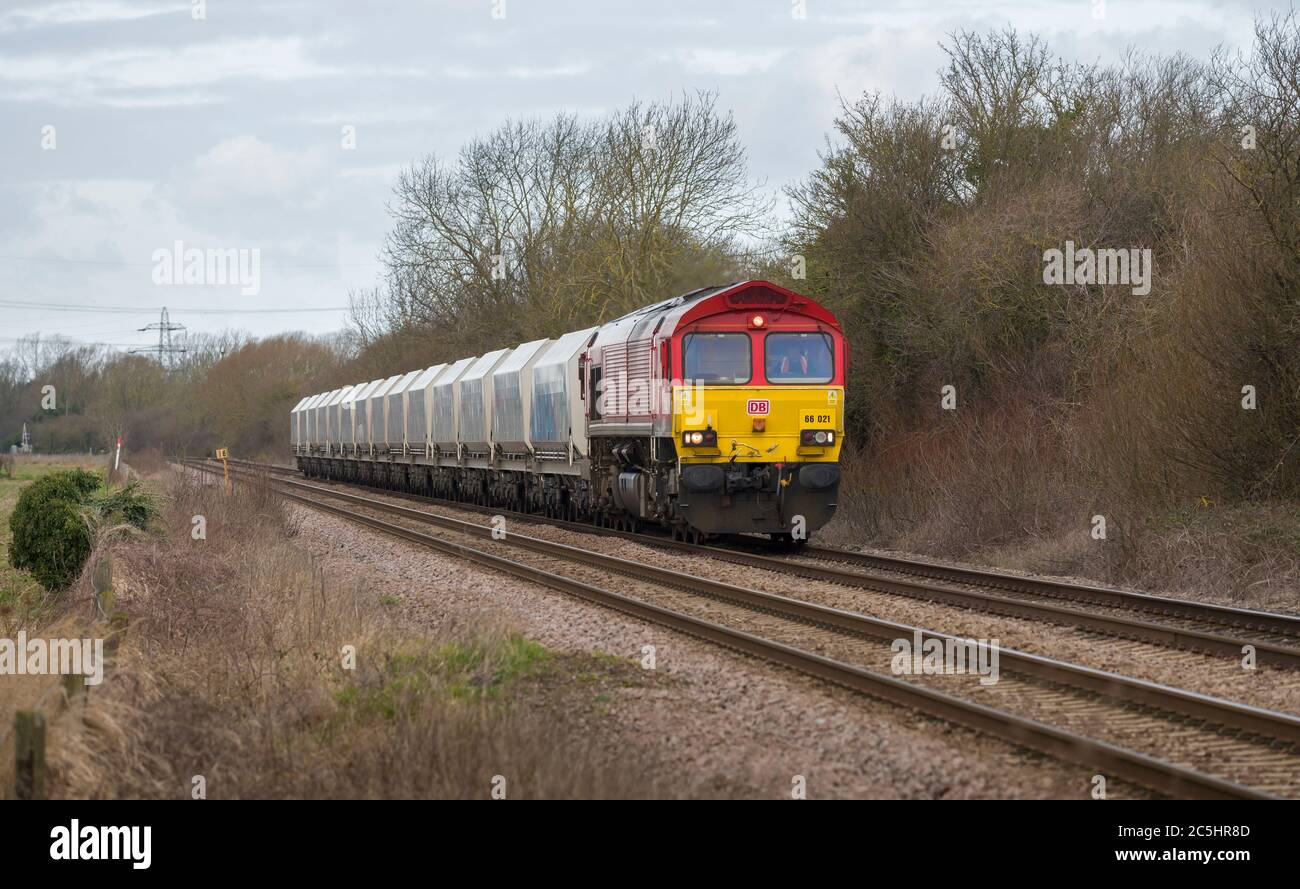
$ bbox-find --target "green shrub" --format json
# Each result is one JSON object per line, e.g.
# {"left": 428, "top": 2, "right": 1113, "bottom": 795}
{"left": 89, "top": 483, "right": 160, "bottom": 532}
{"left": 8, "top": 469, "right": 102, "bottom": 592}
{"left": 7, "top": 471, "right": 158, "bottom": 593}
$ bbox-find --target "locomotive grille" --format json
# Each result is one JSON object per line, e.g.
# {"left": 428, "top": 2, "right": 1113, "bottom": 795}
{"left": 602, "top": 343, "right": 627, "bottom": 417}
{"left": 601, "top": 339, "right": 653, "bottom": 419}
{"left": 626, "top": 338, "right": 652, "bottom": 417}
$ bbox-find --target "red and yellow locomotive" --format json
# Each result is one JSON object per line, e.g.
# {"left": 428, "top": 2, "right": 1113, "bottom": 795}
{"left": 584, "top": 280, "right": 845, "bottom": 541}
{"left": 293, "top": 280, "right": 846, "bottom": 543}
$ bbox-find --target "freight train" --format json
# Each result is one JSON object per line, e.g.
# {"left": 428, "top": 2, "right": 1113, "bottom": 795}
{"left": 291, "top": 281, "right": 845, "bottom": 543}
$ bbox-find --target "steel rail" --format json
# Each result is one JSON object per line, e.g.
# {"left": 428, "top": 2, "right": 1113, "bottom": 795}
{"left": 207, "top": 461, "right": 1300, "bottom": 745}
{"left": 799, "top": 545, "right": 1300, "bottom": 638}
{"left": 186, "top": 460, "right": 1276, "bottom": 800}
{"left": 236, "top": 457, "right": 1300, "bottom": 670}
{"left": 193, "top": 460, "right": 1300, "bottom": 792}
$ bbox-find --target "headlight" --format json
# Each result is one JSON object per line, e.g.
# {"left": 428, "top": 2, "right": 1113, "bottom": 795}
{"left": 683, "top": 430, "right": 717, "bottom": 447}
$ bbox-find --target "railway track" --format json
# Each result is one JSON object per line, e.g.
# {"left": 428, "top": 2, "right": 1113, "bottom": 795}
{"left": 226, "top": 456, "right": 1300, "bottom": 670}
{"left": 186, "top": 457, "right": 1300, "bottom": 799}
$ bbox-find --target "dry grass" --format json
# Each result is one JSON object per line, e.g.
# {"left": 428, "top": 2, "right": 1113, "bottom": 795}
{"left": 12, "top": 469, "right": 681, "bottom": 799}
{"left": 826, "top": 422, "right": 1300, "bottom": 613}
{"left": 123, "top": 447, "right": 168, "bottom": 476}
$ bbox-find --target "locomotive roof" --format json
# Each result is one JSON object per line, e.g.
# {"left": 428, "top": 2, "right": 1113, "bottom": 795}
{"left": 594, "top": 281, "right": 839, "bottom": 348}
{"left": 607, "top": 283, "right": 740, "bottom": 325}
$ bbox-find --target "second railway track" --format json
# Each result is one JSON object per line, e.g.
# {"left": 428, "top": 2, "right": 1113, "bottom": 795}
{"left": 224, "top": 456, "right": 1300, "bottom": 670}
{"left": 187, "top": 457, "right": 1300, "bottom": 799}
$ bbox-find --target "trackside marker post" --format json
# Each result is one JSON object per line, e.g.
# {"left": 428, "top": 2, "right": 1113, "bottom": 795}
{"left": 216, "top": 448, "right": 231, "bottom": 495}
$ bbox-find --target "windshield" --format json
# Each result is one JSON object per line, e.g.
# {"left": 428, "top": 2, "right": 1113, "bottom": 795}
{"left": 765, "top": 332, "right": 834, "bottom": 384}
{"left": 683, "top": 333, "right": 751, "bottom": 384}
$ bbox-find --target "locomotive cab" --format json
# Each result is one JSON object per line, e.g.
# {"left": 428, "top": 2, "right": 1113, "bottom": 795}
{"left": 668, "top": 284, "right": 845, "bottom": 537}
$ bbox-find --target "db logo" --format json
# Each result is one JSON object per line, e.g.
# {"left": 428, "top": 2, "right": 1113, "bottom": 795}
{"left": 746, "top": 399, "right": 770, "bottom": 416}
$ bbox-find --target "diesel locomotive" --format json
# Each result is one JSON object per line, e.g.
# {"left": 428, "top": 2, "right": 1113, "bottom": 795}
{"left": 291, "top": 281, "right": 845, "bottom": 542}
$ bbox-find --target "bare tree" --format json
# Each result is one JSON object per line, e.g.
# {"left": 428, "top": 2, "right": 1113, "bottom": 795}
{"left": 377, "top": 92, "right": 769, "bottom": 354}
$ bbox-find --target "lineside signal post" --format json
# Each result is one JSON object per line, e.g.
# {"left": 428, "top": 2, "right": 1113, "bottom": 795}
{"left": 215, "top": 448, "right": 231, "bottom": 495}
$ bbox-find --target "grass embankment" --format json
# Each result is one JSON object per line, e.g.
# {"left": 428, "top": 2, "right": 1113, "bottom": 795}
{"left": 2, "top": 463, "right": 670, "bottom": 799}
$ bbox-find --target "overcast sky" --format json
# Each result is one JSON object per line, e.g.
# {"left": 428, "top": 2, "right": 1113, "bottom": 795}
{"left": 0, "top": 0, "right": 1271, "bottom": 352}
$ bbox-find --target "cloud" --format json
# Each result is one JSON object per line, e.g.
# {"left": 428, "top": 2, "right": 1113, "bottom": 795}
{"left": 801, "top": 27, "right": 943, "bottom": 103}
{"left": 0, "top": 0, "right": 1272, "bottom": 343}
{"left": 0, "top": 1, "right": 186, "bottom": 32}
{"left": 662, "top": 47, "right": 790, "bottom": 76}
{"left": 292, "top": 104, "right": 446, "bottom": 126}
{"left": 178, "top": 135, "right": 329, "bottom": 203}
{"left": 440, "top": 63, "right": 591, "bottom": 80}
{"left": 0, "top": 35, "right": 425, "bottom": 107}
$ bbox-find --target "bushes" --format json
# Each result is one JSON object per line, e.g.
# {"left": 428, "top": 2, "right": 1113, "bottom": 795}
{"left": 781, "top": 17, "right": 1300, "bottom": 600}
{"left": 7, "top": 470, "right": 158, "bottom": 592}
{"left": 8, "top": 469, "right": 101, "bottom": 592}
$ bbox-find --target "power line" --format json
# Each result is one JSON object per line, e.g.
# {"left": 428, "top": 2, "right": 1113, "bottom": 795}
{"left": 0, "top": 299, "right": 351, "bottom": 315}
{"left": 0, "top": 339, "right": 151, "bottom": 347}
{"left": 0, "top": 254, "right": 380, "bottom": 269}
